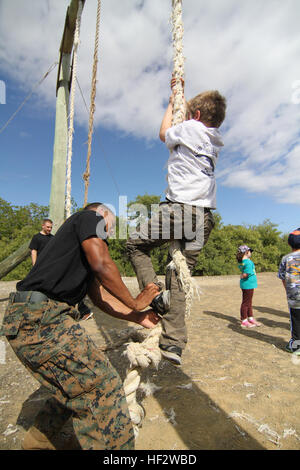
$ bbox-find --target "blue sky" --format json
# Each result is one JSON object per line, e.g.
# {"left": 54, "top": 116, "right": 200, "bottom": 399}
{"left": 1, "top": 0, "right": 300, "bottom": 235}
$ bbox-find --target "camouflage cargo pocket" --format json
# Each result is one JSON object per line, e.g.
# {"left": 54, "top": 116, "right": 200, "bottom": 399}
{"left": 1, "top": 293, "right": 24, "bottom": 337}
{"left": 10, "top": 309, "right": 81, "bottom": 369}
{"left": 39, "top": 333, "right": 114, "bottom": 400}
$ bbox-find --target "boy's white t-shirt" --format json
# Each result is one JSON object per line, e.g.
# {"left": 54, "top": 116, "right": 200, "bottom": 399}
{"left": 164, "top": 119, "right": 224, "bottom": 208}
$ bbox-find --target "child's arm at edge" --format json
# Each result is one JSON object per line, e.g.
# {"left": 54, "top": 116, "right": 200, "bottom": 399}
{"left": 240, "top": 273, "right": 249, "bottom": 279}
{"left": 159, "top": 96, "right": 174, "bottom": 142}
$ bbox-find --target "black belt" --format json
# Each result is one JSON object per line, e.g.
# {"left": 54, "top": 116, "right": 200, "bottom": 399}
{"left": 11, "top": 291, "right": 49, "bottom": 304}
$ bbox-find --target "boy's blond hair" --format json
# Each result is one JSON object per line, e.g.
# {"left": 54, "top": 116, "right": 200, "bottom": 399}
{"left": 187, "top": 90, "right": 226, "bottom": 128}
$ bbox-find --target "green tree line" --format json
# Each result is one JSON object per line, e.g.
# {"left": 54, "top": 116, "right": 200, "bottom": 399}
{"left": 0, "top": 196, "right": 290, "bottom": 281}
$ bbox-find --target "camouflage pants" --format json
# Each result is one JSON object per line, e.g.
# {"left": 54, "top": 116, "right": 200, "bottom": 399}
{"left": 2, "top": 294, "right": 134, "bottom": 450}
{"left": 126, "top": 201, "right": 214, "bottom": 350}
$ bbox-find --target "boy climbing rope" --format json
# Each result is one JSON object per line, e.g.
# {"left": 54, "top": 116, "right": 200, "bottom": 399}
{"left": 126, "top": 78, "right": 226, "bottom": 366}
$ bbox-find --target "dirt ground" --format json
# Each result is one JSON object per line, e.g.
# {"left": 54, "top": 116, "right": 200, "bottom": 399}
{"left": 1, "top": 272, "right": 300, "bottom": 451}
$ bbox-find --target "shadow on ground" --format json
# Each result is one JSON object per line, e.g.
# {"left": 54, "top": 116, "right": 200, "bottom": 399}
{"left": 254, "top": 305, "right": 289, "bottom": 318}
{"left": 203, "top": 310, "right": 288, "bottom": 352}
{"left": 16, "top": 388, "right": 81, "bottom": 450}
{"left": 93, "top": 311, "right": 265, "bottom": 450}
{"left": 14, "top": 303, "right": 266, "bottom": 450}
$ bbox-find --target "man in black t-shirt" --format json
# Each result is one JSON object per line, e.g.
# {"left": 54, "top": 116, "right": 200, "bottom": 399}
{"left": 30, "top": 217, "right": 93, "bottom": 320}
{"left": 2, "top": 203, "right": 159, "bottom": 450}
{"left": 29, "top": 218, "right": 54, "bottom": 265}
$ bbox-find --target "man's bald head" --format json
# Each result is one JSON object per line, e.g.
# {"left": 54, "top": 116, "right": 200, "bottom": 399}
{"left": 84, "top": 202, "right": 116, "bottom": 238}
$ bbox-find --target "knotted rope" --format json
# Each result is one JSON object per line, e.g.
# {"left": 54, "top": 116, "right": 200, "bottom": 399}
{"left": 65, "top": 0, "right": 83, "bottom": 219}
{"left": 83, "top": 0, "right": 101, "bottom": 207}
{"left": 122, "top": 0, "right": 198, "bottom": 434}
{"left": 123, "top": 325, "right": 162, "bottom": 434}
{"left": 170, "top": 0, "right": 185, "bottom": 126}
{"left": 169, "top": 0, "right": 198, "bottom": 317}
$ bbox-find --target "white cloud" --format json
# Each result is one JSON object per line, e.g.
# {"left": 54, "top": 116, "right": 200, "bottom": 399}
{"left": 1, "top": 0, "right": 300, "bottom": 204}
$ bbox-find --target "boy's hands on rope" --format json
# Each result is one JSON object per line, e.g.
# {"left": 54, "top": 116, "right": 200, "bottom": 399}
{"left": 159, "top": 75, "right": 185, "bottom": 142}
{"left": 170, "top": 76, "right": 185, "bottom": 90}
{"left": 169, "top": 76, "right": 185, "bottom": 104}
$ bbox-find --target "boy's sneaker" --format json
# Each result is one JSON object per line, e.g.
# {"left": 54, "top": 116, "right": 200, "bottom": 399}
{"left": 241, "top": 319, "right": 256, "bottom": 328}
{"left": 160, "top": 344, "right": 182, "bottom": 366}
{"left": 150, "top": 290, "right": 170, "bottom": 317}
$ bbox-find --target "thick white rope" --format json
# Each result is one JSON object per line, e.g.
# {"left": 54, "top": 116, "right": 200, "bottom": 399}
{"left": 169, "top": 0, "right": 197, "bottom": 317}
{"left": 170, "top": 0, "right": 185, "bottom": 126}
{"left": 122, "top": 0, "right": 197, "bottom": 433}
{"left": 123, "top": 325, "right": 162, "bottom": 434}
{"left": 65, "top": 0, "right": 83, "bottom": 219}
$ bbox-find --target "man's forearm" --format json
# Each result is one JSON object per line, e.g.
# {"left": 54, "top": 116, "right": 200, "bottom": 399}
{"left": 88, "top": 281, "right": 159, "bottom": 329}
{"left": 31, "top": 250, "right": 37, "bottom": 265}
{"left": 94, "top": 259, "right": 137, "bottom": 310}
{"left": 82, "top": 237, "right": 158, "bottom": 312}
{"left": 88, "top": 280, "right": 140, "bottom": 322}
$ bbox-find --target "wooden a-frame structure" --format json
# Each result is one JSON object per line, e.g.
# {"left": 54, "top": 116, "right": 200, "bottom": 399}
{"left": 0, "top": 0, "right": 85, "bottom": 279}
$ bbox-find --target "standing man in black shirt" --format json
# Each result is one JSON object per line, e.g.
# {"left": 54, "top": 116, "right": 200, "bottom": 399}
{"left": 29, "top": 218, "right": 54, "bottom": 265}
{"left": 1, "top": 203, "right": 160, "bottom": 450}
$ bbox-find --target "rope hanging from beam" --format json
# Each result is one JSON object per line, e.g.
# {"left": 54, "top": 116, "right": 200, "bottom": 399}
{"left": 83, "top": 0, "right": 101, "bottom": 207}
{"left": 122, "top": 0, "right": 199, "bottom": 436}
{"left": 170, "top": 0, "right": 185, "bottom": 126}
{"left": 168, "top": 0, "right": 199, "bottom": 317}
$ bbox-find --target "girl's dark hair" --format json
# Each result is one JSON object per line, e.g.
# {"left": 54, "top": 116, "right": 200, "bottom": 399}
{"left": 288, "top": 229, "right": 300, "bottom": 249}
{"left": 236, "top": 251, "right": 244, "bottom": 263}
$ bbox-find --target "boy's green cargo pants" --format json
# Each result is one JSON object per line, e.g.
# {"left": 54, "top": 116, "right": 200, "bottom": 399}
{"left": 126, "top": 200, "right": 214, "bottom": 351}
